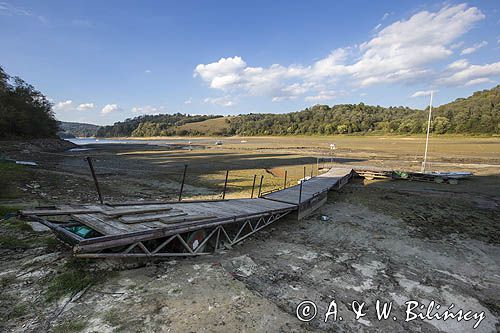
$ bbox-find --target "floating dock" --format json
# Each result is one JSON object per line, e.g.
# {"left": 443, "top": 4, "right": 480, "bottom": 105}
{"left": 20, "top": 168, "right": 353, "bottom": 258}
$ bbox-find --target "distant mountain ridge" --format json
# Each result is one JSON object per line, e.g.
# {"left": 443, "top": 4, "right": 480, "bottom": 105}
{"left": 58, "top": 121, "right": 101, "bottom": 138}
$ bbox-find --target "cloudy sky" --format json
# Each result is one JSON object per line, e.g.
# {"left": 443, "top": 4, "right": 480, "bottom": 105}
{"left": 1, "top": 1, "right": 499, "bottom": 125}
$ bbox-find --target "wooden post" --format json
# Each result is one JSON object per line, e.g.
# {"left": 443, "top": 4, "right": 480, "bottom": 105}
{"left": 257, "top": 175, "right": 264, "bottom": 197}
{"left": 222, "top": 170, "right": 229, "bottom": 199}
{"left": 310, "top": 164, "right": 313, "bottom": 178}
{"left": 85, "top": 156, "right": 103, "bottom": 204}
{"left": 178, "top": 164, "right": 188, "bottom": 202}
{"left": 298, "top": 179, "right": 303, "bottom": 215}
{"left": 303, "top": 166, "right": 306, "bottom": 180}
{"left": 283, "top": 170, "right": 287, "bottom": 189}
{"left": 250, "top": 174, "right": 257, "bottom": 198}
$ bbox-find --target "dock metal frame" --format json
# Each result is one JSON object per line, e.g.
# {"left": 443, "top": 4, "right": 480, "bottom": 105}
{"left": 22, "top": 209, "right": 292, "bottom": 258}
{"left": 20, "top": 168, "right": 354, "bottom": 259}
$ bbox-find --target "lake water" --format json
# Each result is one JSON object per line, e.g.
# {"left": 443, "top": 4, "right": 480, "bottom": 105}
{"left": 67, "top": 137, "right": 218, "bottom": 147}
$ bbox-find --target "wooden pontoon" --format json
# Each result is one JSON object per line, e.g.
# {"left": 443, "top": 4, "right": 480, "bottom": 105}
{"left": 20, "top": 168, "right": 353, "bottom": 258}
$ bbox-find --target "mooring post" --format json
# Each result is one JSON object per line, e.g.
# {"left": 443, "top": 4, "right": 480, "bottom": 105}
{"left": 283, "top": 170, "right": 287, "bottom": 189}
{"left": 222, "top": 170, "right": 229, "bottom": 199}
{"left": 178, "top": 164, "right": 188, "bottom": 202}
{"left": 310, "top": 164, "right": 314, "bottom": 178}
{"left": 250, "top": 174, "right": 257, "bottom": 198}
{"left": 303, "top": 166, "right": 306, "bottom": 180}
{"left": 298, "top": 179, "right": 303, "bottom": 215}
{"left": 257, "top": 175, "right": 264, "bottom": 197}
{"left": 85, "top": 156, "right": 103, "bottom": 204}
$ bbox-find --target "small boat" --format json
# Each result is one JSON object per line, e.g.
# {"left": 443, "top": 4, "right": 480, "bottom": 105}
{"left": 383, "top": 92, "right": 473, "bottom": 185}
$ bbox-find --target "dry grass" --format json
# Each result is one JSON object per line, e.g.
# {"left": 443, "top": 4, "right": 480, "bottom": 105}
{"left": 109, "top": 135, "right": 499, "bottom": 199}
{"left": 175, "top": 117, "right": 233, "bottom": 135}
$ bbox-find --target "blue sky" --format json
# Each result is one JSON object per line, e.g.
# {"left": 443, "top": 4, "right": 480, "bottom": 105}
{"left": 1, "top": 1, "right": 499, "bottom": 125}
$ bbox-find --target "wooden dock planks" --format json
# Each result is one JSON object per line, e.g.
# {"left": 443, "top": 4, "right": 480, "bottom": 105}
{"left": 36, "top": 198, "right": 297, "bottom": 237}
{"left": 263, "top": 168, "right": 352, "bottom": 205}
{"left": 20, "top": 168, "right": 352, "bottom": 245}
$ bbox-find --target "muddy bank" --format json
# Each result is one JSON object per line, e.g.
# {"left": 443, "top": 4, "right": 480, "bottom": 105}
{"left": 1, "top": 179, "right": 498, "bottom": 332}
{"left": 0, "top": 139, "right": 77, "bottom": 157}
{"left": 0, "top": 139, "right": 499, "bottom": 332}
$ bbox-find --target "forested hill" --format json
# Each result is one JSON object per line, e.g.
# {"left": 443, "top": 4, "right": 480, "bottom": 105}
{"left": 431, "top": 85, "right": 499, "bottom": 134}
{"left": 96, "top": 114, "right": 222, "bottom": 137}
{"left": 96, "top": 85, "right": 499, "bottom": 137}
{"left": 227, "top": 85, "right": 499, "bottom": 136}
{"left": 58, "top": 122, "right": 101, "bottom": 138}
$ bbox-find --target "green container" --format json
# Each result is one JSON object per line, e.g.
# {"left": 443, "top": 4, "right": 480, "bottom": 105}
{"left": 66, "top": 226, "right": 94, "bottom": 238}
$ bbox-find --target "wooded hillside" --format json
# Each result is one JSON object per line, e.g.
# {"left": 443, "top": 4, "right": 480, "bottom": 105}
{"left": 58, "top": 122, "right": 101, "bottom": 138}
{"left": 0, "top": 66, "right": 58, "bottom": 139}
{"left": 96, "top": 85, "right": 499, "bottom": 137}
{"left": 96, "top": 114, "right": 222, "bottom": 137}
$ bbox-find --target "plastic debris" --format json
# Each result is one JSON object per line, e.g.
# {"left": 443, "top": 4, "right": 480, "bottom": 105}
{"left": 16, "top": 161, "right": 38, "bottom": 166}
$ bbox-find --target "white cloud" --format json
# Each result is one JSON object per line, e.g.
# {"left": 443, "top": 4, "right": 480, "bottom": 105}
{"left": 54, "top": 100, "right": 96, "bottom": 112}
{"left": 0, "top": 1, "right": 46, "bottom": 23}
{"left": 194, "top": 4, "right": 487, "bottom": 102}
{"left": 464, "top": 78, "right": 493, "bottom": 86}
{"left": 101, "top": 104, "right": 121, "bottom": 115}
{"left": 450, "top": 41, "right": 464, "bottom": 49}
{"left": 446, "top": 59, "right": 469, "bottom": 70}
{"left": 203, "top": 96, "right": 235, "bottom": 107}
{"left": 76, "top": 103, "right": 95, "bottom": 111}
{"left": 131, "top": 105, "right": 165, "bottom": 115}
{"left": 305, "top": 90, "right": 339, "bottom": 102}
{"left": 411, "top": 90, "right": 434, "bottom": 98}
{"left": 184, "top": 98, "right": 192, "bottom": 104}
{"left": 54, "top": 100, "right": 73, "bottom": 111}
{"left": 460, "top": 40, "right": 488, "bottom": 55}
{"left": 373, "top": 23, "right": 382, "bottom": 31}
{"left": 382, "top": 12, "right": 390, "bottom": 20}
{"left": 349, "top": 4, "right": 484, "bottom": 86}
{"left": 438, "top": 62, "right": 500, "bottom": 86}
{"left": 194, "top": 56, "right": 247, "bottom": 89}
{"left": 145, "top": 69, "right": 151, "bottom": 73}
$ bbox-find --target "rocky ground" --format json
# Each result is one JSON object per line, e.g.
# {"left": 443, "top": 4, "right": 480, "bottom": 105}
{"left": 0, "top": 139, "right": 498, "bottom": 332}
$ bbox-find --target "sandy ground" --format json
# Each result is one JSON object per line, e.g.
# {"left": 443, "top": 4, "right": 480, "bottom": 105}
{"left": 0, "top": 137, "right": 499, "bottom": 332}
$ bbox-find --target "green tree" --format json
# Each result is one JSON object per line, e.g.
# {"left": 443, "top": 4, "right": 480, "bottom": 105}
{"left": 0, "top": 66, "right": 58, "bottom": 139}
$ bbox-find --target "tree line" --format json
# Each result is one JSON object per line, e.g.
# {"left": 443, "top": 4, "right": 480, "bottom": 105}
{"left": 96, "top": 85, "right": 499, "bottom": 137}
{"left": 1, "top": 61, "right": 497, "bottom": 140}
{"left": 0, "top": 66, "right": 58, "bottom": 139}
{"left": 96, "top": 114, "right": 222, "bottom": 137}
{"left": 226, "top": 86, "right": 499, "bottom": 136}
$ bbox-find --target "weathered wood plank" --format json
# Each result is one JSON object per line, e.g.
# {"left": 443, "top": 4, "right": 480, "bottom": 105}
{"left": 22, "top": 208, "right": 103, "bottom": 216}
{"left": 120, "top": 212, "right": 187, "bottom": 224}
{"left": 103, "top": 206, "right": 174, "bottom": 217}
{"left": 159, "top": 215, "right": 217, "bottom": 224}
{"left": 71, "top": 214, "right": 125, "bottom": 235}
{"left": 264, "top": 168, "right": 352, "bottom": 204}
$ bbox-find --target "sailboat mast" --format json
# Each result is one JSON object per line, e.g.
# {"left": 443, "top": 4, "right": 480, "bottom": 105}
{"left": 421, "top": 91, "right": 433, "bottom": 173}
